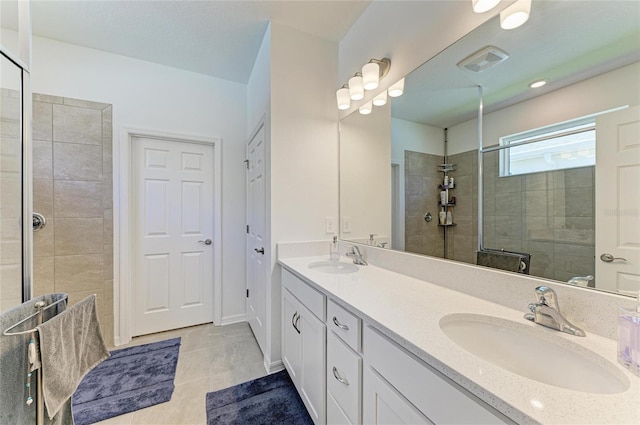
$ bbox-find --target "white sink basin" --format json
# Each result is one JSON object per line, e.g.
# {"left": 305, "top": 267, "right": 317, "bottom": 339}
{"left": 307, "top": 261, "right": 359, "bottom": 274}
{"left": 439, "top": 314, "right": 630, "bottom": 394}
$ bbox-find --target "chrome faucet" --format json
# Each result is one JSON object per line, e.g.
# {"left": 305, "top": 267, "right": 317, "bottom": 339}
{"left": 346, "top": 246, "right": 367, "bottom": 265}
{"left": 524, "top": 286, "right": 586, "bottom": 337}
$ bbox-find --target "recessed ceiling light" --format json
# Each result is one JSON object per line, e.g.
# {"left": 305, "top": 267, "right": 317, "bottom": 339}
{"left": 529, "top": 79, "right": 548, "bottom": 88}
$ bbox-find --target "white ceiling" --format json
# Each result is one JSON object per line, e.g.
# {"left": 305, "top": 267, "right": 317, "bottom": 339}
{"left": 391, "top": 0, "right": 640, "bottom": 128}
{"left": 27, "top": 0, "right": 371, "bottom": 83}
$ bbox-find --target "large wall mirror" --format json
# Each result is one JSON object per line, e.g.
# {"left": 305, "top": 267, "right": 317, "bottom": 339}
{"left": 339, "top": 0, "right": 640, "bottom": 297}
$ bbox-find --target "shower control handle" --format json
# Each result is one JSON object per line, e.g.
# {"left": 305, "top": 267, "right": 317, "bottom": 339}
{"left": 33, "top": 212, "right": 46, "bottom": 232}
{"left": 600, "top": 253, "right": 626, "bottom": 263}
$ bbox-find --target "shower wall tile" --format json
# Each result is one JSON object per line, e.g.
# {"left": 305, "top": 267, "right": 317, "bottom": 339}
{"left": 104, "top": 245, "right": 113, "bottom": 280}
{"left": 32, "top": 140, "right": 53, "bottom": 179}
{"left": 495, "top": 175, "right": 522, "bottom": 193}
{"left": 32, "top": 94, "right": 113, "bottom": 344}
{"left": 53, "top": 142, "right": 103, "bottom": 180}
{"left": 104, "top": 209, "right": 113, "bottom": 242}
{"left": 33, "top": 101, "right": 53, "bottom": 141}
{"left": 33, "top": 222, "right": 54, "bottom": 258}
{"left": 564, "top": 167, "right": 594, "bottom": 188}
{"left": 33, "top": 256, "right": 54, "bottom": 295}
{"left": 524, "top": 172, "right": 553, "bottom": 191}
{"left": 33, "top": 179, "right": 54, "bottom": 218}
{"left": 52, "top": 104, "right": 102, "bottom": 145}
{"left": 523, "top": 190, "right": 547, "bottom": 216}
{"left": 54, "top": 254, "right": 103, "bottom": 292}
{"left": 33, "top": 93, "right": 63, "bottom": 104}
{"left": 102, "top": 106, "right": 112, "bottom": 140}
{"left": 62, "top": 97, "right": 110, "bottom": 110}
{"left": 54, "top": 218, "right": 104, "bottom": 255}
{"left": 54, "top": 180, "right": 104, "bottom": 218}
{"left": 103, "top": 137, "right": 112, "bottom": 174}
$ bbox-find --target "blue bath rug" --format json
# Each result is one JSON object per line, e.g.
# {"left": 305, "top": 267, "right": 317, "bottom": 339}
{"left": 72, "top": 337, "right": 181, "bottom": 425}
{"left": 206, "top": 370, "right": 313, "bottom": 425}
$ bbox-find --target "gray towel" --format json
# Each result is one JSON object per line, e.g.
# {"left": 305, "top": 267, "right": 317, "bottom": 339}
{"left": 0, "top": 293, "right": 68, "bottom": 425}
{"left": 37, "top": 294, "right": 109, "bottom": 422}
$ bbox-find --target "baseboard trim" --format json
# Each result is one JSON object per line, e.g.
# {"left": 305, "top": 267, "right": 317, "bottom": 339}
{"left": 264, "top": 358, "right": 284, "bottom": 374}
{"left": 218, "top": 313, "right": 247, "bottom": 326}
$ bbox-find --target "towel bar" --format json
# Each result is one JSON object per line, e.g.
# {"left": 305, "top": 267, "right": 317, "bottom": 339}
{"left": 3, "top": 295, "right": 68, "bottom": 425}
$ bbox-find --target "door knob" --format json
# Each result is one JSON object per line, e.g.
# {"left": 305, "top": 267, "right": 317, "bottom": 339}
{"left": 198, "top": 239, "right": 212, "bottom": 245}
{"left": 600, "top": 253, "right": 626, "bottom": 263}
{"left": 254, "top": 247, "right": 265, "bottom": 255}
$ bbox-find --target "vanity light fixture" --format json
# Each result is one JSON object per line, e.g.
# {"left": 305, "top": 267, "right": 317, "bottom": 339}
{"left": 388, "top": 78, "right": 405, "bottom": 97}
{"left": 362, "top": 58, "right": 391, "bottom": 90}
{"left": 529, "top": 79, "right": 547, "bottom": 88}
{"left": 336, "top": 84, "right": 351, "bottom": 110}
{"left": 348, "top": 73, "right": 365, "bottom": 100}
{"left": 372, "top": 90, "right": 387, "bottom": 106}
{"left": 500, "top": 0, "right": 531, "bottom": 30}
{"left": 359, "top": 101, "right": 373, "bottom": 115}
{"left": 472, "top": 0, "right": 501, "bottom": 13}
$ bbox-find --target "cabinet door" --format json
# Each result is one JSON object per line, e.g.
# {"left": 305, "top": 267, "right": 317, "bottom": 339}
{"left": 363, "top": 367, "right": 433, "bottom": 425}
{"left": 282, "top": 289, "right": 301, "bottom": 383}
{"left": 299, "top": 302, "right": 326, "bottom": 425}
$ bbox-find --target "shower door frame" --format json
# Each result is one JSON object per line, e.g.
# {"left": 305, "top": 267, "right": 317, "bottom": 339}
{"left": 0, "top": 47, "right": 33, "bottom": 304}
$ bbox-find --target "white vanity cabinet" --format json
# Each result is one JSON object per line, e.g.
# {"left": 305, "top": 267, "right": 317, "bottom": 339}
{"left": 363, "top": 326, "right": 514, "bottom": 425}
{"left": 326, "top": 300, "right": 363, "bottom": 425}
{"left": 282, "top": 269, "right": 326, "bottom": 425}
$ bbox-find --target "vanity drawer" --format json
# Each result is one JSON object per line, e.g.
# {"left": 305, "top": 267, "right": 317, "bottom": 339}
{"left": 327, "top": 331, "right": 362, "bottom": 425}
{"left": 364, "top": 326, "right": 512, "bottom": 424}
{"left": 282, "top": 268, "right": 325, "bottom": 321}
{"left": 328, "top": 299, "right": 361, "bottom": 352}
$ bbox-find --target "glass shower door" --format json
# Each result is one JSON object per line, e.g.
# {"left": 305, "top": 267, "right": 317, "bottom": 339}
{"left": 0, "top": 52, "right": 25, "bottom": 310}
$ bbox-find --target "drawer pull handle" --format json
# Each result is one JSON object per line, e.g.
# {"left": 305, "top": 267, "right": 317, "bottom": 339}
{"left": 333, "top": 316, "right": 349, "bottom": 331}
{"left": 292, "top": 312, "right": 301, "bottom": 334}
{"left": 332, "top": 366, "right": 349, "bottom": 386}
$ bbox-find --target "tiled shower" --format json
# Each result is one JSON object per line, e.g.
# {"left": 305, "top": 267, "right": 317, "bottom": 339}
{"left": 32, "top": 94, "right": 114, "bottom": 345}
{"left": 404, "top": 148, "right": 595, "bottom": 284}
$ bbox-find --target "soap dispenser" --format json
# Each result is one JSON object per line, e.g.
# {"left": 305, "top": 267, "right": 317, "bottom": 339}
{"left": 330, "top": 236, "right": 340, "bottom": 261}
{"left": 618, "top": 291, "right": 640, "bottom": 376}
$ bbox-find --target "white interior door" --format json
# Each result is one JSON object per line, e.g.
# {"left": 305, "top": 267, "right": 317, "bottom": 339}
{"left": 246, "top": 124, "right": 267, "bottom": 353}
{"left": 132, "top": 137, "right": 214, "bottom": 336}
{"left": 595, "top": 105, "right": 640, "bottom": 295}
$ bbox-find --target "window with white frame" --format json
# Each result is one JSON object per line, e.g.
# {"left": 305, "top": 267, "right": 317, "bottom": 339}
{"left": 499, "top": 116, "right": 596, "bottom": 177}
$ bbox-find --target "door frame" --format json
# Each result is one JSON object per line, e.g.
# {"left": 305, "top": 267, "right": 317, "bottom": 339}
{"left": 115, "top": 126, "right": 222, "bottom": 345}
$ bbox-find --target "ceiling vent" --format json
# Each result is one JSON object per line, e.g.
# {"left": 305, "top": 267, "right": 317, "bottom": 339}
{"left": 457, "top": 46, "right": 509, "bottom": 73}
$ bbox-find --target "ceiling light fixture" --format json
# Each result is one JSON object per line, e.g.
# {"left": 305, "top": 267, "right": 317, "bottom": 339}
{"left": 348, "top": 73, "right": 364, "bottom": 100}
{"left": 359, "top": 101, "right": 373, "bottom": 115}
{"left": 500, "top": 0, "right": 531, "bottom": 30}
{"left": 362, "top": 58, "right": 391, "bottom": 91}
{"left": 336, "top": 84, "right": 351, "bottom": 110}
{"left": 388, "top": 78, "right": 405, "bottom": 97}
{"left": 373, "top": 91, "right": 388, "bottom": 106}
{"left": 529, "top": 79, "right": 547, "bottom": 88}
{"left": 336, "top": 58, "right": 394, "bottom": 111}
{"left": 472, "top": 0, "right": 501, "bottom": 13}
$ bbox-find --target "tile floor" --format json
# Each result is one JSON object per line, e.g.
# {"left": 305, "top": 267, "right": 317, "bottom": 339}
{"left": 94, "top": 322, "right": 268, "bottom": 425}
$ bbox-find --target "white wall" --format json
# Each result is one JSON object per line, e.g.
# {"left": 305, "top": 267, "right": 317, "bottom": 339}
{"left": 247, "top": 25, "right": 271, "bottom": 135}
{"left": 268, "top": 22, "right": 339, "bottom": 364}
{"left": 30, "top": 36, "right": 248, "bottom": 336}
{"left": 448, "top": 62, "right": 640, "bottom": 154}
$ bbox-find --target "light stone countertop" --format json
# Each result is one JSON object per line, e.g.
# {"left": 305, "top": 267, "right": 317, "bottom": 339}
{"left": 279, "top": 255, "right": 640, "bottom": 425}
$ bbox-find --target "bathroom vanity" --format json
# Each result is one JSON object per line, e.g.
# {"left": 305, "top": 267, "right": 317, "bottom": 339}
{"left": 279, "top": 245, "right": 639, "bottom": 425}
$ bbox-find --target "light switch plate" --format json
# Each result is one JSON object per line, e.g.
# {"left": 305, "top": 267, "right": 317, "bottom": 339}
{"left": 325, "top": 217, "right": 336, "bottom": 234}
{"left": 342, "top": 216, "right": 351, "bottom": 233}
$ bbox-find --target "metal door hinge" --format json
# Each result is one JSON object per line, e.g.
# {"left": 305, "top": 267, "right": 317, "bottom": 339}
{"left": 246, "top": 289, "right": 249, "bottom": 298}
{"left": 246, "top": 225, "right": 250, "bottom": 234}
{"left": 244, "top": 159, "right": 249, "bottom": 169}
